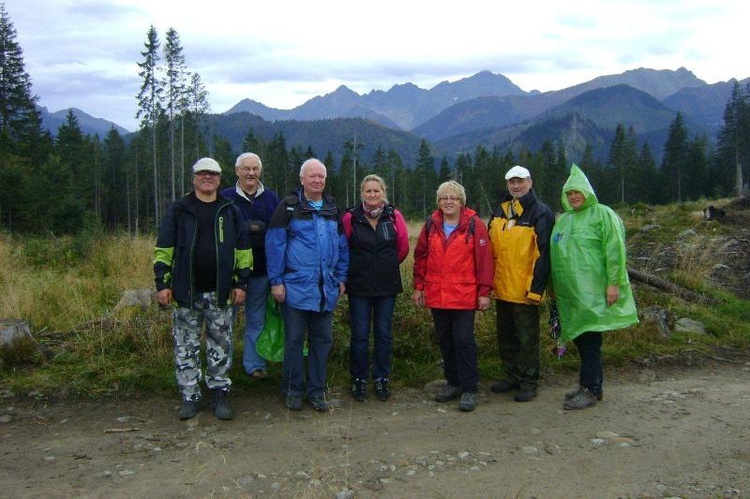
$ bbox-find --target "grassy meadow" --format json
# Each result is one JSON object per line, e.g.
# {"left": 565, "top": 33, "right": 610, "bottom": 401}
{"left": 1, "top": 199, "right": 749, "bottom": 399}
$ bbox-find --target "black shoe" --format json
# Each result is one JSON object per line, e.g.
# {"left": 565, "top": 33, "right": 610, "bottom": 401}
{"left": 285, "top": 395, "right": 302, "bottom": 410}
{"left": 374, "top": 378, "right": 390, "bottom": 401}
{"left": 210, "top": 390, "right": 233, "bottom": 420}
{"left": 179, "top": 399, "right": 201, "bottom": 420}
{"left": 490, "top": 379, "right": 520, "bottom": 393}
{"left": 351, "top": 378, "right": 367, "bottom": 401}
{"left": 514, "top": 390, "right": 537, "bottom": 402}
{"left": 435, "top": 384, "right": 462, "bottom": 403}
{"left": 458, "top": 392, "right": 477, "bottom": 412}
{"left": 308, "top": 394, "right": 331, "bottom": 412}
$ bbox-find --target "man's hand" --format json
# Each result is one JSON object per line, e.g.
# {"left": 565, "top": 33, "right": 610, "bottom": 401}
{"left": 231, "top": 288, "right": 246, "bottom": 305}
{"left": 271, "top": 284, "right": 286, "bottom": 303}
{"left": 156, "top": 288, "right": 172, "bottom": 306}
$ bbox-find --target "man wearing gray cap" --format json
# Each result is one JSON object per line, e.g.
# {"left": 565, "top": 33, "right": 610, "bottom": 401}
{"left": 155, "top": 157, "right": 252, "bottom": 420}
{"left": 487, "top": 165, "right": 554, "bottom": 402}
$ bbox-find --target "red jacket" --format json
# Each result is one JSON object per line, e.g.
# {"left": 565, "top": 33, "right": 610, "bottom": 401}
{"left": 412, "top": 207, "right": 494, "bottom": 310}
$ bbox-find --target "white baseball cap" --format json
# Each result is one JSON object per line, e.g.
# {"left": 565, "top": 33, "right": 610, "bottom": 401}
{"left": 192, "top": 157, "right": 222, "bottom": 174}
{"left": 505, "top": 165, "right": 531, "bottom": 180}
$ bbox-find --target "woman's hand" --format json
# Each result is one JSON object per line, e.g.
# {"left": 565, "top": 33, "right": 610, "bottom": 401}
{"left": 606, "top": 284, "right": 619, "bottom": 306}
{"left": 412, "top": 289, "right": 425, "bottom": 308}
{"left": 477, "top": 296, "right": 490, "bottom": 311}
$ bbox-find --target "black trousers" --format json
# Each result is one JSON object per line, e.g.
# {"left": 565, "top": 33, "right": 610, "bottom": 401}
{"left": 431, "top": 308, "right": 479, "bottom": 393}
{"left": 573, "top": 331, "right": 603, "bottom": 396}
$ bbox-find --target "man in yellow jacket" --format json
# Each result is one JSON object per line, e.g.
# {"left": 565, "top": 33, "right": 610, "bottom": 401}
{"left": 488, "top": 166, "right": 554, "bottom": 402}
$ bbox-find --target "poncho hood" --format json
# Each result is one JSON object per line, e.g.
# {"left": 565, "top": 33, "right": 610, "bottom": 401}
{"left": 561, "top": 164, "right": 598, "bottom": 213}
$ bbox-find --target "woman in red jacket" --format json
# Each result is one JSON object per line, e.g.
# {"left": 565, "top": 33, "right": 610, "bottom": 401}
{"left": 412, "top": 181, "right": 494, "bottom": 412}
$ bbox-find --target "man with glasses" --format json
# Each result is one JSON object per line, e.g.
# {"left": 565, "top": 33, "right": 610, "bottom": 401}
{"left": 487, "top": 165, "right": 554, "bottom": 402}
{"left": 155, "top": 157, "right": 252, "bottom": 421}
{"left": 221, "top": 153, "right": 280, "bottom": 380}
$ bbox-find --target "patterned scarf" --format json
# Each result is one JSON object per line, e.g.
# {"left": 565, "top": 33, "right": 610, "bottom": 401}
{"left": 363, "top": 202, "right": 385, "bottom": 219}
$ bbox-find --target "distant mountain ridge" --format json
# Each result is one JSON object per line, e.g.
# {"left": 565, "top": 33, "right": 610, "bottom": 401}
{"left": 39, "top": 67, "right": 749, "bottom": 166}
{"left": 217, "top": 67, "right": 747, "bottom": 164}
{"left": 39, "top": 106, "right": 130, "bottom": 138}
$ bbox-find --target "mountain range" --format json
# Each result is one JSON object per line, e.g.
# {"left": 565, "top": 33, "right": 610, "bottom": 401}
{"left": 46, "top": 67, "right": 748, "bottom": 166}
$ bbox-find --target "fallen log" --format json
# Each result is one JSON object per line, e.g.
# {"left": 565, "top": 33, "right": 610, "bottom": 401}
{"left": 627, "top": 267, "right": 720, "bottom": 305}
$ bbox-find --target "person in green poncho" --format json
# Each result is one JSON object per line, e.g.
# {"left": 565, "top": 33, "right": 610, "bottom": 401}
{"left": 550, "top": 164, "right": 639, "bottom": 410}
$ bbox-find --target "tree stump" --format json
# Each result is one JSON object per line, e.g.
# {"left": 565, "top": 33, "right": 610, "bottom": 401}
{"left": 0, "top": 319, "right": 33, "bottom": 348}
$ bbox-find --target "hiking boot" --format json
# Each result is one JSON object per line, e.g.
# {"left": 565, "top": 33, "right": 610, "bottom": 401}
{"left": 374, "top": 378, "right": 390, "bottom": 401}
{"left": 565, "top": 386, "right": 604, "bottom": 401}
{"left": 308, "top": 394, "right": 331, "bottom": 412}
{"left": 458, "top": 392, "right": 476, "bottom": 412}
{"left": 490, "top": 379, "right": 520, "bottom": 393}
{"left": 351, "top": 378, "right": 367, "bottom": 401}
{"left": 285, "top": 395, "right": 302, "bottom": 411}
{"left": 179, "top": 399, "right": 201, "bottom": 420}
{"left": 435, "top": 384, "right": 462, "bottom": 403}
{"left": 514, "top": 390, "right": 537, "bottom": 402}
{"left": 210, "top": 389, "right": 233, "bottom": 420}
{"left": 563, "top": 387, "right": 598, "bottom": 410}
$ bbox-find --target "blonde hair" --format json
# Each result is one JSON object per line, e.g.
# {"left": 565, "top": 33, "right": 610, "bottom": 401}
{"left": 360, "top": 174, "right": 389, "bottom": 204}
{"left": 435, "top": 180, "right": 466, "bottom": 206}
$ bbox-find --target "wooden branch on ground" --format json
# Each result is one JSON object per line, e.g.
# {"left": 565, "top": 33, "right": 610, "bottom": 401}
{"left": 627, "top": 267, "right": 720, "bottom": 305}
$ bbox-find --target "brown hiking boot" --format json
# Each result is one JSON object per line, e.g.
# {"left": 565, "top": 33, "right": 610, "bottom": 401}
{"left": 563, "top": 387, "right": 598, "bottom": 410}
{"left": 564, "top": 385, "right": 603, "bottom": 401}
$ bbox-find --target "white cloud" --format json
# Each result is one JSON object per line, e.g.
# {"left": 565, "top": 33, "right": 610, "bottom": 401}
{"left": 5, "top": 0, "right": 749, "bottom": 132}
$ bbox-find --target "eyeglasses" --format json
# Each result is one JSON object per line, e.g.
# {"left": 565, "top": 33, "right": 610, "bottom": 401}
{"left": 438, "top": 195, "right": 460, "bottom": 202}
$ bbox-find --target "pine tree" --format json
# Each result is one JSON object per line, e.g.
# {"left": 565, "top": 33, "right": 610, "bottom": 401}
{"left": 135, "top": 26, "right": 163, "bottom": 224}
{"left": 716, "top": 81, "right": 749, "bottom": 197}
{"left": 415, "top": 140, "right": 436, "bottom": 218}
{"left": 49, "top": 110, "right": 90, "bottom": 232}
{"left": 163, "top": 28, "right": 188, "bottom": 201}
{"left": 0, "top": 3, "right": 50, "bottom": 230}
{"left": 184, "top": 72, "right": 210, "bottom": 170}
{"left": 0, "top": 3, "right": 45, "bottom": 159}
{"left": 101, "top": 127, "right": 127, "bottom": 229}
{"left": 660, "top": 113, "right": 689, "bottom": 203}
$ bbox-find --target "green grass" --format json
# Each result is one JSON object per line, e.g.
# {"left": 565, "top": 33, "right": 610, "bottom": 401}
{"left": 1, "top": 199, "right": 749, "bottom": 399}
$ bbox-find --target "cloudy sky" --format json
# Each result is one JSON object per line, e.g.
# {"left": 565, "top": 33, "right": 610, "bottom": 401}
{"left": 6, "top": 0, "right": 749, "bottom": 132}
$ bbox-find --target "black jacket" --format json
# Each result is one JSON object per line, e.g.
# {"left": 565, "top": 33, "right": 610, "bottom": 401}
{"left": 154, "top": 192, "right": 252, "bottom": 308}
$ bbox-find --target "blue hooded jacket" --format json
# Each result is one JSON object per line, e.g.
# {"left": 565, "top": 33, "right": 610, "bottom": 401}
{"left": 265, "top": 187, "right": 349, "bottom": 312}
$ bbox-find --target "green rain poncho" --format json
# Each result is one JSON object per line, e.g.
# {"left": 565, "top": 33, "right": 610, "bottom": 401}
{"left": 550, "top": 164, "right": 638, "bottom": 342}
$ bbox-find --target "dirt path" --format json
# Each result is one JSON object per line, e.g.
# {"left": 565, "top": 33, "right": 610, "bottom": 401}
{"left": 1, "top": 359, "right": 749, "bottom": 498}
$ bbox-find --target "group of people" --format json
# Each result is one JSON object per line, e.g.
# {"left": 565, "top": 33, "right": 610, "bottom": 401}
{"left": 154, "top": 152, "right": 638, "bottom": 420}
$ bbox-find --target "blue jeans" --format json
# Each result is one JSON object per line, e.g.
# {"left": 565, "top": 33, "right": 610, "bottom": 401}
{"left": 431, "top": 308, "right": 479, "bottom": 393}
{"left": 241, "top": 275, "right": 270, "bottom": 375}
{"left": 573, "top": 332, "right": 603, "bottom": 397}
{"left": 281, "top": 304, "right": 333, "bottom": 399}
{"left": 348, "top": 294, "right": 396, "bottom": 381}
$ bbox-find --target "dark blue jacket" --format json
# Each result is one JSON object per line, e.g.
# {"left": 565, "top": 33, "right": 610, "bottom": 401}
{"left": 154, "top": 192, "right": 252, "bottom": 308}
{"left": 220, "top": 183, "right": 279, "bottom": 277}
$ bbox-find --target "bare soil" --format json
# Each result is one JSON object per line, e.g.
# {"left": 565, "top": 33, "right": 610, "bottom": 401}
{"left": 2, "top": 355, "right": 749, "bottom": 498}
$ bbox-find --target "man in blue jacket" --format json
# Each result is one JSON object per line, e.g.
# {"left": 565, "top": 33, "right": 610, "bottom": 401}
{"left": 154, "top": 157, "right": 252, "bottom": 421}
{"left": 221, "top": 152, "right": 279, "bottom": 380}
{"left": 265, "top": 158, "right": 349, "bottom": 412}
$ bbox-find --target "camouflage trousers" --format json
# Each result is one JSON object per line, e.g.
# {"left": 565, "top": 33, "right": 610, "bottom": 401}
{"left": 172, "top": 292, "right": 234, "bottom": 402}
